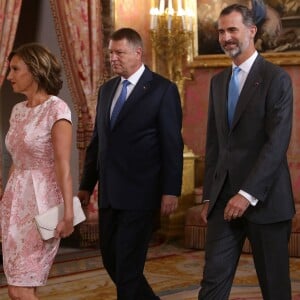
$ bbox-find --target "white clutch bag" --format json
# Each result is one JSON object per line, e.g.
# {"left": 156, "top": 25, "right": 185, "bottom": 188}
{"left": 34, "top": 196, "right": 86, "bottom": 240}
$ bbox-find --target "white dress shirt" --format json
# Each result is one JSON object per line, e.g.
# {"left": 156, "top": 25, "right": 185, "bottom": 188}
{"left": 232, "top": 51, "right": 259, "bottom": 206}
{"left": 110, "top": 64, "right": 145, "bottom": 116}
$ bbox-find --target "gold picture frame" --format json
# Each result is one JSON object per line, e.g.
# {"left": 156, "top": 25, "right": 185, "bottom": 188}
{"left": 192, "top": 0, "right": 300, "bottom": 67}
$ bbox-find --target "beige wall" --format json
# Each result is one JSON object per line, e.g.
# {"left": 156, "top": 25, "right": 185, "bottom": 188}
{"left": 114, "top": 0, "right": 153, "bottom": 67}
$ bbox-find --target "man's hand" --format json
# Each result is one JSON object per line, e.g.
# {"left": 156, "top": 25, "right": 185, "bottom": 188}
{"left": 224, "top": 193, "right": 250, "bottom": 221}
{"left": 77, "top": 190, "right": 91, "bottom": 207}
{"left": 161, "top": 195, "right": 178, "bottom": 216}
{"left": 200, "top": 202, "right": 209, "bottom": 225}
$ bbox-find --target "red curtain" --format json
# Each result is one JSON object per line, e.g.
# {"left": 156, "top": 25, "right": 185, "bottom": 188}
{"left": 0, "top": 0, "right": 22, "bottom": 198}
{"left": 50, "top": 0, "right": 106, "bottom": 222}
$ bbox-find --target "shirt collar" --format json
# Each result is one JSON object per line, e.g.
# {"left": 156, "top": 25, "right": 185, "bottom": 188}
{"left": 232, "top": 51, "right": 258, "bottom": 74}
{"left": 121, "top": 64, "right": 145, "bottom": 86}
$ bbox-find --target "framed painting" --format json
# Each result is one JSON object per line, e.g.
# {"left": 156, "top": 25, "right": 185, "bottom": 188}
{"left": 190, "top": 0, "right": 300, "bottom": 67}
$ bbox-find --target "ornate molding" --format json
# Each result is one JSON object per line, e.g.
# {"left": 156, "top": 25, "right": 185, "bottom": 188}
{"left": 188, "top": 52, "right": 300, "bottom": 68}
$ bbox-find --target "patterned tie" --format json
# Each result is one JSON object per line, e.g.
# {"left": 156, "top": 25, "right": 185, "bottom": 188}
{"left": 110, "top": 80, "right": 130, "bottom": 128}
{"left": 227, "top": 67, "right": 241, "bottom": 127}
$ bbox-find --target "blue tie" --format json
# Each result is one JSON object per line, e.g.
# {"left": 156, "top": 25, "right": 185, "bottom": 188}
{"left": 111, "top": 80, "right": 130, "bottom": 128}
{"left": 227, "top": 67, "right": 241, "bottom": 127}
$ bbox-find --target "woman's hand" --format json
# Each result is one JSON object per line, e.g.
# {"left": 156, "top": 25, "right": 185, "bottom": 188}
{"left": 55, "top": 218, "right": 74, "bottom": 239}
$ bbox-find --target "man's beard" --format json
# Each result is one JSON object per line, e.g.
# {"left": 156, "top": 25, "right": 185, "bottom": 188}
{"left": 221, "top": 41, "right": 241, "bottom": 58}
{"left": 223, "top": 46, "right": 241, "bottom": 58}
{"left": 221, "top": 38, "right": 250, "bottom": 58}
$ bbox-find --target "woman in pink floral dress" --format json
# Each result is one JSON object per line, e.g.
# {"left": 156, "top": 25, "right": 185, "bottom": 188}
{"left": 0, "top": 43, "right": 74, "bottom": 300}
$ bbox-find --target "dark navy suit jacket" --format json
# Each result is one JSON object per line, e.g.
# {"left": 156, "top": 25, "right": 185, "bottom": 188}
{"left": 80, "top": 66, "right": 183, "bottom": 210}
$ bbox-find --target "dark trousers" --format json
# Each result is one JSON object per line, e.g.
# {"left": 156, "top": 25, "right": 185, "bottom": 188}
{"left": 199, "top": 180, "right": 292, "bottom": 300}
{"left": 99, "top": 208, "right": 160, "bottom": 300}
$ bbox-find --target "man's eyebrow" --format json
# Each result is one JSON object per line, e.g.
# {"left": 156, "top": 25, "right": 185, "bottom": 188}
{"left": 218, "top": 26, "right": 238, "bottom": 31}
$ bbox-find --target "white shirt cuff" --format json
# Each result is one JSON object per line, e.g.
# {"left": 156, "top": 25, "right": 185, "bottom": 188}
{"left": 239, "top": 190, "right": 258, "bottom": 206}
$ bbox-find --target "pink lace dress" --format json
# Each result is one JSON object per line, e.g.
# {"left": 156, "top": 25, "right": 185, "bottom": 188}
{"left": 0, "top": 96, "right": 72, "bottom": 286}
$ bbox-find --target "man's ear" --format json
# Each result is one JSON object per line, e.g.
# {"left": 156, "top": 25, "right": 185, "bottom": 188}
{"left": 250, "top": 25, "right": 258, "bottom": 39}
{"left": 136, "top": 46, "right": 143, "bottom": 57}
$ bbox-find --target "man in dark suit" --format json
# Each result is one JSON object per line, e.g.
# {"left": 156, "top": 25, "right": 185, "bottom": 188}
{"left": 199, "top": 4, "right": 294, "bottom": 300}
{"left": 78, "top": 28, "right": 183, "bottom": 300}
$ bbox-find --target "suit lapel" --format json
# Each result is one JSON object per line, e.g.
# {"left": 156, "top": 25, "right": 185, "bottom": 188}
{"left": 111, "top": 67, "right": 152, "bottom": 129}
{"left": 230, "top": 55, "right": 264, "bottom": 130}
{"left": 215, "top": 68, "right": 231, "bottom": 136}
{"left": 103, "top": 78, "right": 120, "bottom": 129}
